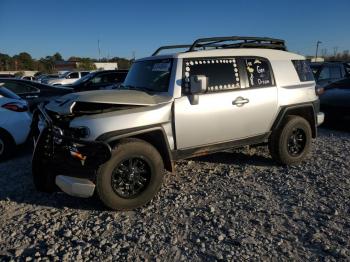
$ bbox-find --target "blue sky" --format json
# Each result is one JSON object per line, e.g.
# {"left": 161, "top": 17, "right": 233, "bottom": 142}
{"left": 0, "top": 0, "right": 349, "bottom": 60}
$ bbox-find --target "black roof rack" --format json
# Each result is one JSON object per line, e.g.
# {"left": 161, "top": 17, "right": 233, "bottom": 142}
{"left": 189, "top": 36, "right": 286, "bottom": 51}
{"left": 152, "top": 36, "right": 287, "bottom": 56}
{"left": 152, "top": 45, "right": 192, "bottom": 56}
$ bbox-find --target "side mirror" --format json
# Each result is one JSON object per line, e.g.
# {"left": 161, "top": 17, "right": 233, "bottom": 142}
{"left": 189, "top": 75, "right": 207, "bottom": 105}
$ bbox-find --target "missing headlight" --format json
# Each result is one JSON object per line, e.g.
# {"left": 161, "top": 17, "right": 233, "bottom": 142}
{"left": 71, "top": 127, "right": 90, "bottom": 138}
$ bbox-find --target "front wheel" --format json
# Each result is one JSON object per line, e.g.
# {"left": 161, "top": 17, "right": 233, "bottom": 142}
{"left": 269, "top": 115, "right": 312, "bottom": 165}
{"left": 96, "top": 138, "right": 164, "bottom": 210}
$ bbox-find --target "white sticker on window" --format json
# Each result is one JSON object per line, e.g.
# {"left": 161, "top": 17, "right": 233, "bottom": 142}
{"left": 152, "top": 63, "right": 170, "bottom": 72}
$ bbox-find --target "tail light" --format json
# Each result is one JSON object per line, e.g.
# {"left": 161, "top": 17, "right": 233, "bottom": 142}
{"left": 316, "top": 87, "right": 325, "bottom": 96}
{"left": 2, "top": 102, "right": 28, "bottom": 112}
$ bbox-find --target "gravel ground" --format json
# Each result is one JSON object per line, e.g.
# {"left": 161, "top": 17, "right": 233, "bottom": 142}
{"left": 0, "top": 127, "right": 349, "bottom": 261}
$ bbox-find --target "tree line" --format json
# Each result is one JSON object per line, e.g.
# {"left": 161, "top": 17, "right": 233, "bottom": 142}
{"left": 0, "top": 52, "right": 133, "bottom": 73}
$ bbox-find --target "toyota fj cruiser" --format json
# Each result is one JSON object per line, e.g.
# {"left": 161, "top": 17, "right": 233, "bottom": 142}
{"left": 32, "top": 36, "right": 324, "bottom": 210}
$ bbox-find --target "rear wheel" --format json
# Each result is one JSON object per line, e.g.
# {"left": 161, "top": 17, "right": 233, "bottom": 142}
{"left": 0, "top": 130, "right": 15, "bottom": 161}
{"left": 96, "top": 138, "right": 164, "bottom": 210}
{"left": 269, "top": 115, "right": 312, "bottom": 165}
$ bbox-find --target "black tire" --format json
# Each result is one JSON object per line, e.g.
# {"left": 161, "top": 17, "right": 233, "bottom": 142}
{"left": 96, "top": 138, "right": 164, "bottom": 210}
{"left": 269, "top": 115, "right": 312, "bottom": 165}
{"left": 32, "top": 158, "right": 57, "bottom": 192}
{"left": 0, "top": 130, "right": 15, "bottom": 161}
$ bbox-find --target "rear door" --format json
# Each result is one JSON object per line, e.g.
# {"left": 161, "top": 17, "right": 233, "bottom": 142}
{"left": 174, "top": 57, "right": 278, "bottom": 149}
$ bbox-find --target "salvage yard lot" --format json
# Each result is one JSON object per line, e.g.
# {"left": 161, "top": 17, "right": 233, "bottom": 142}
{"left": 0, "top": 127, "right": 349, "bottom": 261}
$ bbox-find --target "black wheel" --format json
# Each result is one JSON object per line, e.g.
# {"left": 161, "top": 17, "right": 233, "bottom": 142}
{"left": 269, "top": 115, "right": 312, "bottom": 165}
{"left": 96, "top": 138, "right": 164, "bottom": 210}
{"left": 0, "top": 130, "right": 15, "bottom": 161}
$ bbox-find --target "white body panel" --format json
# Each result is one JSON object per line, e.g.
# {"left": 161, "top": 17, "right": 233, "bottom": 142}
{"left": 174, "top": 87, "right": 278, "bottom": 149}
{"left": 0, "top": 97, "right": 32, "bottom": 145}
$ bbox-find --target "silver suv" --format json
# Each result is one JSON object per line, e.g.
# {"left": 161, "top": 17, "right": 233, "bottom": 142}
{"left": 32, "top": 36, "right": 324, "bottom": 210}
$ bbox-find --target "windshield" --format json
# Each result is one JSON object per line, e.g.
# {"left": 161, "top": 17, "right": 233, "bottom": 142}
{"left": 122, "top": 59, "right": 172, "bottom": 92}
{"left": 72, "top": 72, "right": 94, "bottom": 85}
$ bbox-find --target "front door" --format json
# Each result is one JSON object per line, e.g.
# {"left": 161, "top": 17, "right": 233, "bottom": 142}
{"left": 174, "top": 57, "right": 278, "bottom": 149}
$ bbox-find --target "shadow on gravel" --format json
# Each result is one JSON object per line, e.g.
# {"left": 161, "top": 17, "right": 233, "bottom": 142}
{"left": 191, "top": 150, "right": 274, "bottom": 167}
{"left": 320, "top": 119, "right": 350, "bottom": 133}
{"left": 0, "top": 145, "right": 108, "bottom": 212}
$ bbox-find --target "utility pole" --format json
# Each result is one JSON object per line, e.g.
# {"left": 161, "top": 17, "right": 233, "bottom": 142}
{"left": 315, "top": 41, "right": 322, "bottom": 62}
{"left": 333, "top": 46, "right": 338, "bottom": 57}
{"left": 98, "top": 39, "right": 101, "bottom": 61}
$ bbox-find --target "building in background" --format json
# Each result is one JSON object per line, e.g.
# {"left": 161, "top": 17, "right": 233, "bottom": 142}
{"left": 54, "top": 61, "right": 118, "bottom": 71}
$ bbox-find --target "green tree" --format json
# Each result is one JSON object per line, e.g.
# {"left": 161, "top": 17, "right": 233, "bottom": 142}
{"left": 53, "top": 52, "right": 63, "bottom": 61}
{"left": 77, "top": 58, "right": 96, "bottom": 70}
{"left": 17, "top": 52, "right": 35, "bottom": 70}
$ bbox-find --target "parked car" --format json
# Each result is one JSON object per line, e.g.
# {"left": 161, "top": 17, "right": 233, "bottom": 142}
{"left": 0, "top": 78, "right": 72, "bottom": 110}
{"left": 46, "top": 71, "right": 90, "bottom": 86}
{"left": 318, "top": 77, "right": 350, "bottom": 122}
{"left": 38, "top": 74, "right": 60, "bottom": 84}
{"left": 32, "top": 36, "right": 324, "bottom": 210}
{"left": 63, "top": 70, "right": 128, "bottom": 92}
{"left": 0, "top": 86, "right": 31, "bottom": 160}
{"left": 311, "top": 62, "right": 350, "bottom": 88}
{"left": 20, "top": 76, "right": 36, "bottom": 81}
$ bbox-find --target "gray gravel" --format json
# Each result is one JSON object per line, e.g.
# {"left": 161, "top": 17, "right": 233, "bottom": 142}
{"left": 0, "top": 127, "right": 349, "bottom": 261}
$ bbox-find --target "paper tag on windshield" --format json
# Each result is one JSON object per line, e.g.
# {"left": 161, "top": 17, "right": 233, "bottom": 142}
{"left": 152, "top": 63, "right": 170, "bottom": 72}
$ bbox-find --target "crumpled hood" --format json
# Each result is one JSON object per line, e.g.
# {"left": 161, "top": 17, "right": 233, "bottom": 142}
{"left": 45, "top": 89, "right": 173, "bottom": 115}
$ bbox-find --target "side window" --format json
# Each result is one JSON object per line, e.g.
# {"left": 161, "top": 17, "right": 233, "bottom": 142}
{"left": 91, "top": 75, "right": 103, "bottom": 85}
{"left": 68, "top": 72, "right": 79, "bottom": 79}
{"left": 245, "top": 58, "right": 273, "bottom": 87}
{"left": 0, "top": 82, "right": 38, "bottom": 93}
{"left": 183, "top": 58, "right": 240, "bottom": 93}
{"left": 318, "top": 67, "right": 330, "bottom": 80}
{"left": 329, "top": 66, "right": 342, "bottom": 79}
{"left": 91, "top": 74, "right": 113, "bottom": 85}
{"left": 292, "top": 60, "right": 314, "bottom": 82}
{"left": 81, "top": 72, "right": 90, "bottom": 77}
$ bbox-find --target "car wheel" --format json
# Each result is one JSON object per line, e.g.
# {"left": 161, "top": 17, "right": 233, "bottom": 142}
{"left": 0, "top": 130, "right": 15, "bottom": 161}
{"left": 96, "top": 138, "right": 164, "bottom": 210}
{"left": 269, "top": 115, "right": 312, "bottom": 165}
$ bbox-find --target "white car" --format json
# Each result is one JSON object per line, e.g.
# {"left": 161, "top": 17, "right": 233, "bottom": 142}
{"left": 46, "top": 71, "right": 90, "bottom": 86}
{"left": 0, "top": 86, "right": 32, "bottom": 160}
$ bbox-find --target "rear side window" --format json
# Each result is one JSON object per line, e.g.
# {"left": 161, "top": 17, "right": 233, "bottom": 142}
{"left": 292, "top": 60, "right": 314, "bottom": 82}
{"left": 0, "top": 87, "right": 20, "bottom": 99}
{"left": 244, "top": 58, "right": 273, "bottom": 87}
{"left": 183, "top": 57, "right": 240, "bottom": 93}
{"left": 68, "top": 72, "right": 79, "bottom": 79}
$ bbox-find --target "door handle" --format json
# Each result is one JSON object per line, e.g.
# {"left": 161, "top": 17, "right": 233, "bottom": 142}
{"left": 26, "top": 95, "right": 39, "bottom": 99}
{"left": 232, "top": 96, "right": 249, "bottom": 107}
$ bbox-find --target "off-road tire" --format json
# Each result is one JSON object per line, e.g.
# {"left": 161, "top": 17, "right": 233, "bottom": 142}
{"left": 96, "top": 138, "right": 164, "bottom": 210}
{"left": 0, "top": 129, "right": 15, "bottom": 161}
{"left": 269, "top": 115, "right": 312, "bottom": 165}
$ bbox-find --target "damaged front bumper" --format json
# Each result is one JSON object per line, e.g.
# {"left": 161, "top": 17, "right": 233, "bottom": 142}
{"left": 32, "top": 103, "right": 112, "bottom": 197}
